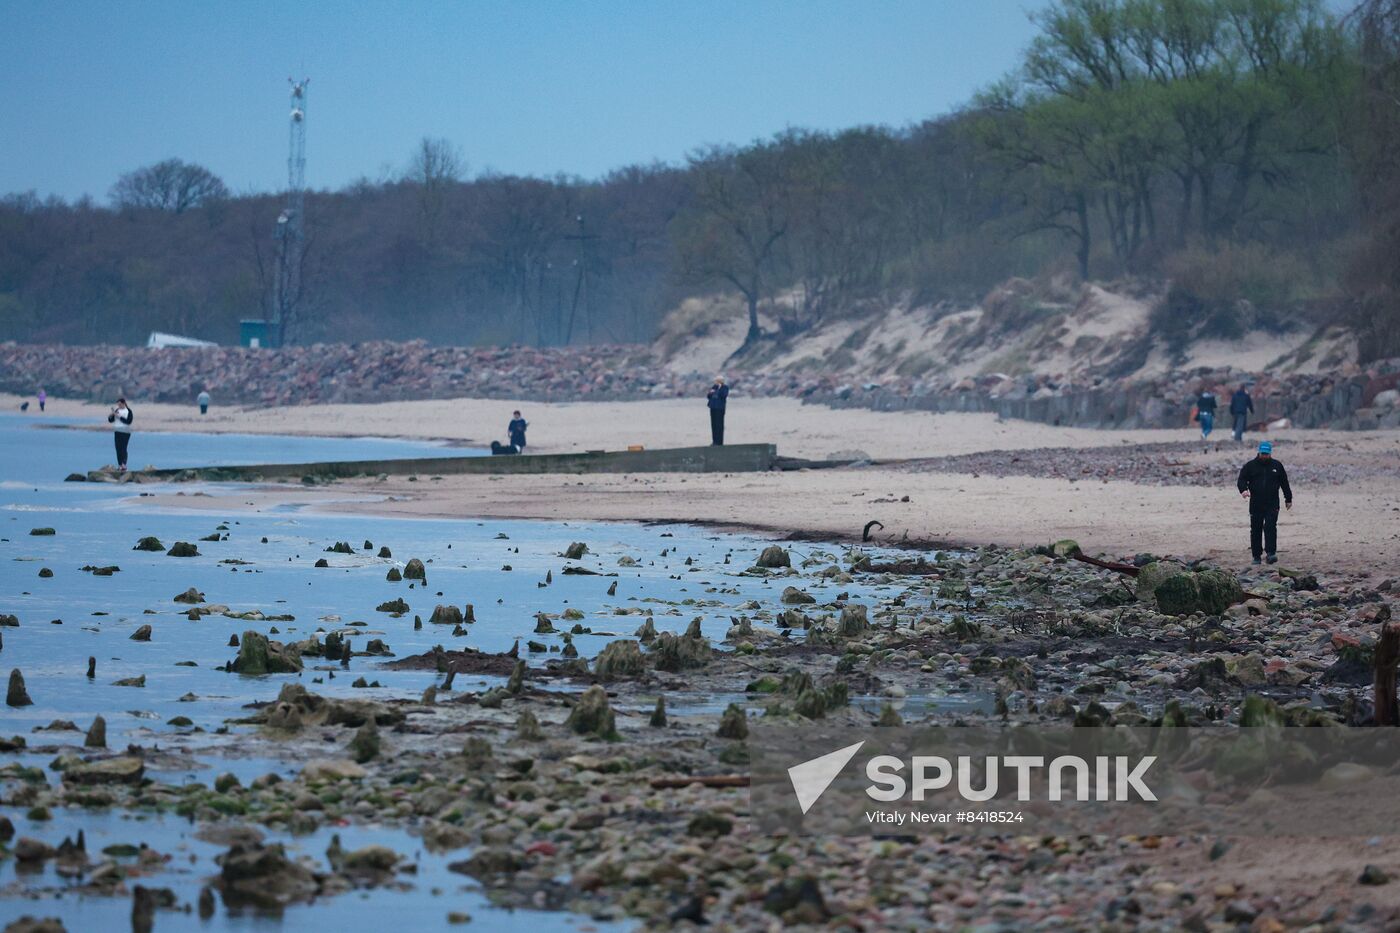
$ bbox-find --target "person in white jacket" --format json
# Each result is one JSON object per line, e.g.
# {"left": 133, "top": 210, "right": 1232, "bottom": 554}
{"left": 108, "top": 397, "right": 134, "bottom": 470}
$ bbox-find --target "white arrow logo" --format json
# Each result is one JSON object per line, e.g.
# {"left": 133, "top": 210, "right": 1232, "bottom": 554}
{"left": 788, "top": 741, "right": 866, "bottom": 814}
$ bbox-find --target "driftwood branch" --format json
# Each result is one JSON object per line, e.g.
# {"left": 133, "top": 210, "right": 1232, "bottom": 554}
{"left": 1069, "top": 548, "right": 1141, "bottom": 577}
{"left": 648, "top": 775, "right": 750, "bottom": 789}
{"left": 1069, "top": 547, "right": 1265, "bottom": 602}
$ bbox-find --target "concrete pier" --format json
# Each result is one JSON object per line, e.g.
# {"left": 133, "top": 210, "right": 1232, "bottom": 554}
{"left": 84, "top": 443, "right": 780, "bottom": 483}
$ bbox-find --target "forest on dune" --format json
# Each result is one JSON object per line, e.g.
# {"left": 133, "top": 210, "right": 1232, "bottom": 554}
{"left": 2, "top": 0, "right": 1398, "bottom": 362}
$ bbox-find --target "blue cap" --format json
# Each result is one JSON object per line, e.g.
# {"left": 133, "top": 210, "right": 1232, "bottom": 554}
{"left": 1258, "top": 441, "right": 1272, "bottom": 454}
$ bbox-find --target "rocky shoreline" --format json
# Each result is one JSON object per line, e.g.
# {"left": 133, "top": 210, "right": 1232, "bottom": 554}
{"left": 3, "top": 340, "right": 1399, "bottom": 431}
{"left": 4, "top": 529, "right": 1397, "bottom": 930}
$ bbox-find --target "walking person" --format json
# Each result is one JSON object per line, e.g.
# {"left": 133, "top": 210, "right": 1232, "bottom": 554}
{"left": 37, "top": 388, "right": 45, "bottom": 412}
{"left": 706, "top": 375, "right": 729, "bottom": 446}
{"left": 1194, "top": 388, "right": 1218, "bottom": 449}
{"left": 508, "top": 410, "right": 528, "bottom": 453}
{"left": 1230, "top": 384, "right": 1254, "bottom": 442}
{"left": 107, "top": 397, "right": 134, "bottom": 471}
{"left": 1237, "top": 441, "right": 1292, "bottom": 565}
{"left": 197, "top": 389, "right": 211, "bottom": 416}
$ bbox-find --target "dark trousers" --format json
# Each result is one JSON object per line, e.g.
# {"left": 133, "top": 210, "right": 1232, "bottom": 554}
{"left": 1232, "top": 413, "right": 1248, "bottom": 441}
{"left": 710, "top": 408, "right": 725, "bottom": 446}
{"left": 114, "top": 431, "right": 130, "bottom": 467}
{"left": 200, "top": 404, "right": 208, "bottom": 415}
{"left": 1249, "top": 508, "right": 1278, "bottom": 558}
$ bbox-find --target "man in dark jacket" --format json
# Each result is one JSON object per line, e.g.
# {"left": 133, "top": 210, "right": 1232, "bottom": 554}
{"left": 1237, "top": 441, "right": 1292, "bottom": 565}
{"left": 508, "top": 411, "right": 528, "bottom": 452}
{"left": 706, "top": 375, "right": 729, "bottom": 446}
{"left": 1230, "top": 385, "right": 1254, "bottom": 442}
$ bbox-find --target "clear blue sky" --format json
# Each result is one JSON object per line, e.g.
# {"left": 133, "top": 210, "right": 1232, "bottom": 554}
{"left": 1, "top": 0, "right": 1044, "bottom": 201}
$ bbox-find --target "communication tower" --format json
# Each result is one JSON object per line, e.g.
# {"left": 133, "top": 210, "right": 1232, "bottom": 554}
{"left": 271, "top": 77, "right": 309, "bottom": 344}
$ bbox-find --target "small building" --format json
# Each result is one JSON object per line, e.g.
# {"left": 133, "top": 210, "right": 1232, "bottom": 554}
{"left": 239, "top": 319, "right": 275, "bottom": 348}
{"left": 147, "top": 331, "right": 216, "bottom": 349}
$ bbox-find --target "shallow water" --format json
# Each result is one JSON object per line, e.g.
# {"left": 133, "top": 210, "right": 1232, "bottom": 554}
{"left": 0, "top": 808, "right": 618, "bottom": 932}
{"left": 1, "top": 415, "right": 960, "bottom": 930}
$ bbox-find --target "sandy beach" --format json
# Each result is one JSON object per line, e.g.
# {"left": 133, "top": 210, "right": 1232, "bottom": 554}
{"left": 5, "top": 391, "right": 1222, "bottom": 458}
{"left": 38, "top": 390, "right": 1389, "bottom": 579}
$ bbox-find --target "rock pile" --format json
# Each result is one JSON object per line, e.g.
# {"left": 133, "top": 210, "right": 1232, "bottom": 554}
{"left": 5, "top": 340, "right": 1399, "bottom": 430}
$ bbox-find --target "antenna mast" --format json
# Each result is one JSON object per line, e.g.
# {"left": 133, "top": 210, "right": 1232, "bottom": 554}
{"left": 272, "top": 76, "right": 309, "bottom": 345}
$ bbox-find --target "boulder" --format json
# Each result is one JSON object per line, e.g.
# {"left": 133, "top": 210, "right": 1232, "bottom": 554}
{"left": 594, "top": 640, "right": 645, "bottom": 680}
{"left": 348, "top": 720, "right": 380, "bottom": 764}
{"left": 301, "top": 759, "right": 367, "bottom": 781}
{"left": 403, "top": 558, "right": 427, "bottom": 581}
{"left": 428, "top": 605, "right": 462, "bottom": 626}
{"left": 376, "top": 598, "right": 408, "bottom": 614}
{"left": 650, "top": 631, "right": 712, "bottom": 671}
{"left": 166, "top": 542, "right": 199, "bottom": 558}
{"left": 755, "top": 545, "right": 791, "bottom": 569}
{"left": 216, "top": 842, "right": 320, "bottom": 908}
{"left": 84, "top": 716, "right": 106, "bottom": 748}
{"left": 7, "top": 669, "right": 32, "bottom": 707}
{"left": 173, "top": 587, "right": 204, "bottom": 604}
{"left": 129, "top": 624, "right": 152, "bottom": 642}
{"left": 1154, "top": 573, "right": 1201, "bottom": 616}
{"left": 62, "top": 756, "right": 144, "bottom": 785}
{"left": 781, "top": 586, "right": 817, "bottom": 605}
{"left": 836, "top": 604, "right": 869, "bottom": 637}
{"left": 565, "top": 685, "right": 618, "bottom": 739}
{"left": 717, "top": 703, "right": 749, "bottom": 739}
{"left": 563, "top": 542, "right": 589, "bottom": 560}
{"left": 133, "top": 536, "right": 164, "bottom": 552}
{"left": 232, "top": 631, "right": 303, "bottom": 675}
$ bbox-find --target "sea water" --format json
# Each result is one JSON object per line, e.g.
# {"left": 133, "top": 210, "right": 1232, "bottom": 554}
{"left": 0, "top": 412, "right": 959, "bottom": 931}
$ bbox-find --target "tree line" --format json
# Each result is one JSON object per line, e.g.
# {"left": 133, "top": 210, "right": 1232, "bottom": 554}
{"left": 1, "top": 0, "right": 1396, "bottom": 360}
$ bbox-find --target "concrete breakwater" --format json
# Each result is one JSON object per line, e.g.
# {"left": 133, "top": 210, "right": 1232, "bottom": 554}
{"left": 83, "top": 443, "right": 780, "bottom": 483}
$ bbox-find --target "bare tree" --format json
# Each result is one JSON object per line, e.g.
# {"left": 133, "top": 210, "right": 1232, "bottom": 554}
{"left": 674, "top": 144, "right": 791, "bottom": 350}
{"left": 110, "top": 159, "right": 229, "bottom": 213}
{"left": 406, "top": 137, "right": 464, "bottom": 245}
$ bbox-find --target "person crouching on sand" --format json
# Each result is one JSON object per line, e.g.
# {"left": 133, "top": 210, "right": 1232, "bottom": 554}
{"left": 108, "top": 397, "right": 134, "bottom": 471}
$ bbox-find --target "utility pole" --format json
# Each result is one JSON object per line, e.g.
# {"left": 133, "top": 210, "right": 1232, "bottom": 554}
{"left": 563, "top": 213, "right": 598, "bottom": 345}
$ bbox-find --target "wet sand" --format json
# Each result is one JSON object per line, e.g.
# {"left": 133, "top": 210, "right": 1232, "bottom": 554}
{"left": 29, "top": 391, "right": 1393, "bottom": 577}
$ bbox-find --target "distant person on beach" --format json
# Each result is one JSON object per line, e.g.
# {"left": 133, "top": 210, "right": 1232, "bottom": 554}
{"left": 107, "top": 397, "right": 134, "bottom": 471}
{"left": 1194, "top": 389, "right": 1217, "bottom": 446}
{"left": 37, "top": 389, "right": 45, "bottom": 412}
{"left": 1230, "top": 384, "right": 1254, "bottom": 442}
{"left": 198, "top": 389, "right": 211, "bottom": 415}
{"left": 707, "top": 375, "right": 729, "bottom": 446}
{"left": 508, "top": 410, "right": 528, "bottom": 452}
{"left": 1237, "top": 440, "right": 1292, "bottom": 565}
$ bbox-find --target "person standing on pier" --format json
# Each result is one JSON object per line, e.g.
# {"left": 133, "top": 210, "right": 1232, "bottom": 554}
{"left": 198, "top": 389, "right": 211, "bottom": 415}
{"left": 37, "top": 388, "right": 46, "bottom": 412}
{"left": 508, "top": 410, "right": 528, "bottom": 452}
{"left": 108, "top": 397, "right": 134, "bottom": 471}
{"left": 707, "top": 375, "right": 729, "bottom": 446}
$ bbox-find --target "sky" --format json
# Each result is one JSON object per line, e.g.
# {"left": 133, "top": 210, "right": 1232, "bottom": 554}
{"left": 0, "top": 0, "right": 1044, "bottom": 202}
